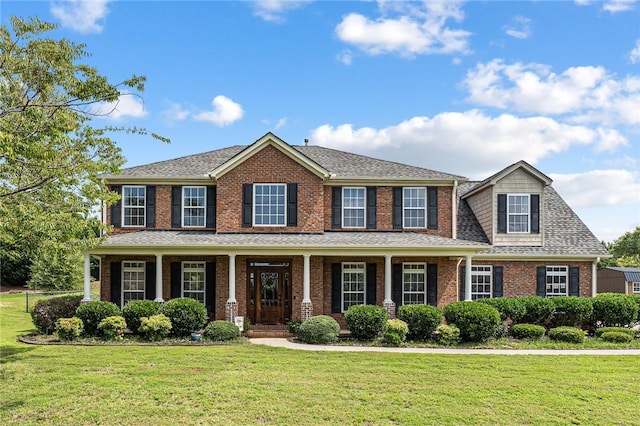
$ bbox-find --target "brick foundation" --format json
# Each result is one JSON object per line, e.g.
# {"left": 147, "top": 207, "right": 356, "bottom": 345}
{"left": 300, "top": 301, "right": 313, "bottom": 321}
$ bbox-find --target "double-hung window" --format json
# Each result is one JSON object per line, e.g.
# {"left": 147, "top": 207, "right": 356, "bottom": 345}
{"left": 182, "top": 262, "right": 206, "bottom": 304}
{"left": 183, "top": 186, "right": 206, "bottom": 227}
{"left": 123, "top": 186, "right": 146, "bottom": 227}
{"left": 546, "top": 266, "right": 568, "bottom": 296}
{"left": 342, "top": 187, "right": 365, "bottom": 228}
{"left": 507, "top": 194, "right": 529, "bottom": 233}
{"left": 122, "top": 261, "right": 145, "bottom": 306}
{"left": 254, "top": 184, "right": 286, "bottom": 226}
{"left": 403, "top": 263, "right": 426, "bottom": 304}
{"left": 403, "top": 187, "right": 426, "bottom": 228}
{"left": 342, "top": 263, "right": 366, "bottom": 312}
{"left": 633, "top": 282, "right": 640, "bottom": 293}
{"left": 471, "top": 266, "right": 492, "bottom": 300}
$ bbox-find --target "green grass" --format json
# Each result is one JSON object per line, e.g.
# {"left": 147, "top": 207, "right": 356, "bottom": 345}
{"left": 2, "top": 294, "right": 639, "bottom": 425}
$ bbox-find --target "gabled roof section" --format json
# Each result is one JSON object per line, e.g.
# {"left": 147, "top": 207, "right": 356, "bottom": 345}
{"left": 605, "top": 267, "right": 640, "bottom": 282}
{"left": 462, "top": 160, "right": 553, "bottom": 199}
{"left": 208, "top": 132, "right": 331, "bottom": 180}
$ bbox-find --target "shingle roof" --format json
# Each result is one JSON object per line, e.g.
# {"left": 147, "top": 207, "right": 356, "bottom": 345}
{"left": 457, "top": 198, "right": 490, "bottom": 244}
{"left": 606, "top": 267, "right": 640, "bottom": 282}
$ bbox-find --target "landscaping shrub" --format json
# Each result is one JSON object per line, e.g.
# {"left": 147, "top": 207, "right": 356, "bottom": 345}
{"left": 516, "top": 297, "right": 555, "bottom": 326}
{"left": 75, "top": 301, "right": 121, "bottom": 337}
{"left": 297, "top": 315, "right": 340, "bottom": 344}
{"left": 204, "top": 320, "right": 241, "bottom": 341}
{"left": 477, "top": 297, "right": 526, "bottom": 323}
{"left": 98, "top": 315, "right": 127, "bottom": 341}
{"left": 382, "top": 319, "right": 408, "bottom": 346}
{"left": 591, "top": 293, "right": 638, "bottom": 327}
{"left": 549, "top": 296, "right": 593, "bottom": 328}
{"left": 435, "top": 324, "right": 460, "bottom": 346}
{"left": 548, "top": 326, "right": 585, "bottom": 343}
{"left": 122, "top": 300, "right": 162, "bottom": 333}
{"left": 31, "top": 295, "right": 83, "bottom": 334}
{"left": 600, "top": 331, "right": 633, "bottom": 343}
{"left": 594, "top": 327, "right": 635, "bottom": 339}
{"left": 138, "top": 314, "right": 172, "bottom": 341}
{"left": 510, "top": 323, "right": 545, "bottom": 340}
{"left": 55, "top": 317, "right": 83, "bottom": 341}
{"left": 287, "top": 319, "right": 302, "bottom": 335}
{"left": 160, "top": 298, "right": 208, "bottom": 337}
{"left": 397, "top": 304, "right": 442, "bottom": 341}
{"left": 344, "top": 305, "right": 387, "bottom": 340}
{"left": 443, "top": 301, "right": 500, "bottom": 342}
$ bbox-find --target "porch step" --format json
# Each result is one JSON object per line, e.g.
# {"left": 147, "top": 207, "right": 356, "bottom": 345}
{"left": 244, "top": 324, "right": 293, "bottom": 338}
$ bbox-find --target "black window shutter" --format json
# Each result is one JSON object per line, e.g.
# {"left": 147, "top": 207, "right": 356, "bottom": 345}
{"left": 111, "top": 186, "right": 122, "bottom": 228}
{"left": 287, "top": 183, "right": 298, "bottom": 227}
{"left": 206, "top": 262, "right": 216, "bottom": 316}
{"left": 493, "top": 266, "right": 504, "bottom": 298}
{"left": 110, "top": 261, "right": 122, "bottom": 308}
{"left": 145, "top": 262, "right": 156, "bottom": 300}
{"left": 530, "top": 194, "right": 540, "bottom": 234}
{"left": 460, "top": 266, "right": 466, "bottom": 301}
{"left": 536, "top": 266, "right": 547, "bottom": 297}
{"left": 146, "top": 186, "right": 156, "bottom": 228}
{"left": 331, "top": 187, "right": 342, "bottom": 229}
{"left": 366, "top": 186, "right": 377, "bottom": 229}
{"left": 366, "top": 263, "right": 377, "bottom": 305}
{"left": 569, "top": 266, "right": 580, "bottom": 296}
{"left": 242, "top": 183, "right": 253, "bottom": 227}
{"left": 497, "top": 194, "right": 507, "bottom": 234}
{"left": 392, "top": 187, "right": 403, "bottom": 229}
{"left": 171, "top": 186, "right": 182, "bottom": 228}
{"left": 392, "top": 264, "right": 403, "bottom": 310}
{"left": 206, "top": 186, "right": 216, "bottom": 228}
{"left": 427, "top": 264, "right": 437, "bottom": 306}
{"left": 427, "top": 187, "right": 438, "bottom": 229}
{"left": 331, "top": 263, "right": 342, "bottom": 313}
{"left": 170, "top": 262, "right": 182, "bottom": 299}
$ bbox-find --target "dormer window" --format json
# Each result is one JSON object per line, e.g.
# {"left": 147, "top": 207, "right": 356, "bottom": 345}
{"left": 508, "top": 194, "right": 530, "bottom": 233}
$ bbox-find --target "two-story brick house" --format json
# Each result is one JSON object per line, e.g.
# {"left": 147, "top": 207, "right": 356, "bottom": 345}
{"left": 82, "top": 132, "right": 608, "bottom": 326}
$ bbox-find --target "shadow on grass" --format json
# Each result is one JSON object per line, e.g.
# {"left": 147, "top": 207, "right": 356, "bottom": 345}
{"left": 0, "top": 344, "right": 36, "bottom": 364}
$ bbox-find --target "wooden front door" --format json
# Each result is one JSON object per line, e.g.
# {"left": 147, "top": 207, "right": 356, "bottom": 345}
{"left": 247, "top": 262, "right": 291, "bottom": 325}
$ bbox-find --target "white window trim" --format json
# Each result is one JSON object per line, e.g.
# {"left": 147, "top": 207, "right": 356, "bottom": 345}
{"left": 632, "top": 282, "right": 640, "bottom": 294}
{"left": 342, "top": 187, "right": 366, "bottom": 229}
{"left": 253, "top": 183, "right": 287, "bottom": 227}
{"left": 122, "top": 185, "right": 146, "bottom": 227}
{"left": 182, "top": 186, "right": 206, "bottom": 228}
{"left": 402, "top": 187, "right": 427, "bottom": 229}
{"left": 402, "top": 262, "right": 426, "bottom": 305}
{"left": 181, "top": 261, "right": 206, "bottom": 305}
{"left": 121, "top": 261, "right": 145, "bottom": 308}
{"left": 342, "top": 262, "right": 366, "bottom": 313}
{"left": 546, "top": 265, "right": 568, "bottom": 296}
{"left": 471, "top": 265, "right": 492, "bottom": 300}
{"left": 506, "top": 193, "right": 530, "bottom": 234}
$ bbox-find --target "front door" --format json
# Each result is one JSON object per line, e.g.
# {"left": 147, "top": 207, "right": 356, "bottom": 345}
{"left": 247, "top": 262, "right": 291, "bottom": 325}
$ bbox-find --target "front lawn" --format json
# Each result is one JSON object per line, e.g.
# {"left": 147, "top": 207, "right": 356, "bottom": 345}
{"left": 1, "top": 293, "right": 639, "bottom": 425}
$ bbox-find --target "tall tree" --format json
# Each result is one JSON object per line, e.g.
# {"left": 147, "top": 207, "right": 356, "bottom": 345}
{"left": 0, "top": 17, "right": 167, "bottom": 289}
{"left": 599, "top": 227, "right": 640, "bottom": 268}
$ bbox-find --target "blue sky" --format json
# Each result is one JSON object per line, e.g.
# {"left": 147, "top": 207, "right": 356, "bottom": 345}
{"left": 3, "top": 0, "right": 639, "bottom": 242}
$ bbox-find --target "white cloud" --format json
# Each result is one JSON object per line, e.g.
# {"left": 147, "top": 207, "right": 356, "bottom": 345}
{"left": 94, "top": 93, "right": 146, "bottom": 119}
{"left": 275, "top": 118, "right": 287, "bottom": 130}
{"left": 50, "top": 0, "right": 111, "bottom": 34}
{"left": 194, "top": 95, "right": 244, "bottom": 127}
{"left": 162, "top": 101, "right": 190, "bottom": 126}
{"left": 337, "top": 49, "right": 354, "bottom": 66}
{"left": 462, "top": 59, "right": 640, "bottom": 126}
{"left": 630, "top": 40, "right": 640, "bottom": 64}
{"left": 574, "top": 0, "right": 593, "bottom": 5}
{"left": 550, "top": 169, "right": 640, "bottom": 208}
{"left": 503, "top": 16, "right": 532, "bottom": 39}
{"left": 602, "top": 0, "right": 635, "bottom": 13}
{"left": 335, "top": 0, "right": 471, "bottom": 58}
{"left": 252, "top": 0, "right": 311, "bottom": 23}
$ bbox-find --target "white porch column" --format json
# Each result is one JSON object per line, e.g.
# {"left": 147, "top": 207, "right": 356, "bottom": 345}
{"left": 82, "top": 254, "right": 92, "bottom": 302}
{"left": 383, "top": 255, "right": 396, "bottom": 318}
{"left": 226, "top": 254, "right": 237, "bottom": 321}
{"left": 301, "top": 254, "right": 313, "bottom": 321}
{"left": 154, "top": 254, "right": 164, "bottom": 302}
{"left": 465, "top": 255, "right": 473, "bottom": 301}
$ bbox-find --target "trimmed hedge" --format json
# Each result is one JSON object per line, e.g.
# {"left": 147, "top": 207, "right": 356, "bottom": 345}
{"left": 122, "top": 300, "right": 162, "bottom": 334}
{"left": 344, "top": 305, "right": 387, "bottom": 341}
{"left": 435, "top": 324, "right": 460, "bottom": 346}
{"left": 549, "top": 326, "right": 585, "bottom": 343}
{"left": 601, "top": 331, "right": 633, "bottom": 343}
{"left": 160, "top": 298, "right": 208, "bottom": 337}
{"left": 31, "top": 295, "right": 83, "bottom": 335}
{"left": 397, "top": 304, "right": 442, "bottom": 341}
{"left": 98, "top": 315, "right": 127, "bottom": 341}
{"left": 594, "top": 327, "right": 635, "bottom": 339}
{"left": 510, "top": 323, "right": 545, "bottom": 340}
{"left": 138, "top": 314, "right": 172, "bottom": 341}
{"left": 382, "top": 319, "right": 408, "bottom": 346}
{"left": 55, "top": 317, "right": 83, "bottom": 341}
{"left": 297, "top": 315, "right": 340, "bottom": 344}
{"left": 477, "top": 297, "right": 526, "bottom": 323}
{"left": 549, "top": 296, "right": 593, "bottom": 328}
{"left": 204, "top": 320, "right": 241, "bottom": 341}
{"left": 75, "top": 301, "right": 121, "bottom": 337}
{"left": 516, "top": 297, "right": 556, "bottom": 326}
{"left": 443, "top": 302, "right": 500, "bottom": 342}
{"left": 592, "top": 293, "right": 638, "bottom": 327}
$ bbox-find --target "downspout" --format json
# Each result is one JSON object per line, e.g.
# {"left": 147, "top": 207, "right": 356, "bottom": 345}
{"left": 452, "top": 180, "right": 458, "bottom": 239}
{"left": 592, "top": 257, "right": 599, "bottom": 297}
{"left": 455, "top": 257, "right": 464, "bottom": 301}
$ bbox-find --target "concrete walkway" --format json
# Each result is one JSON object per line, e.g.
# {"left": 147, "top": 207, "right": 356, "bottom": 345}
{"left": 249, "top": 338, "right": 640, "bottom": 355}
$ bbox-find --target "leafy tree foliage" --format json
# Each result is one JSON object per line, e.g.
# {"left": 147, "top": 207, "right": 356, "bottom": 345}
{"left": 599, "top": 227, "right": 640, "bottom": 268}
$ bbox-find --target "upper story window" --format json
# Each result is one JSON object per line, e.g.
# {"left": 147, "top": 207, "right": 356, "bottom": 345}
{"left": 342, "top": 187, "right": 365, "bottom": 228}
{"left": 254, "top": 184, "right": 286, "bottom": 226}
{"left": 471, "top": 266, "right": 492, "bottom": 300}
{"left": 546, "top": 266, "right": 568, "bottom": 296}
{"left": 183, "top": 186, "right": 206, "bottom": 227}
{"left": 402, "top": 263, "right": 426, "bottom": 305}
{"left": 403, "top": 187, "right": 426, "bottom": 228}
{"left": 507, "top": 194, "right": 530, "bottom": 233}
{"left": 123, "top": 186, "right": 146, "bottom": 227}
